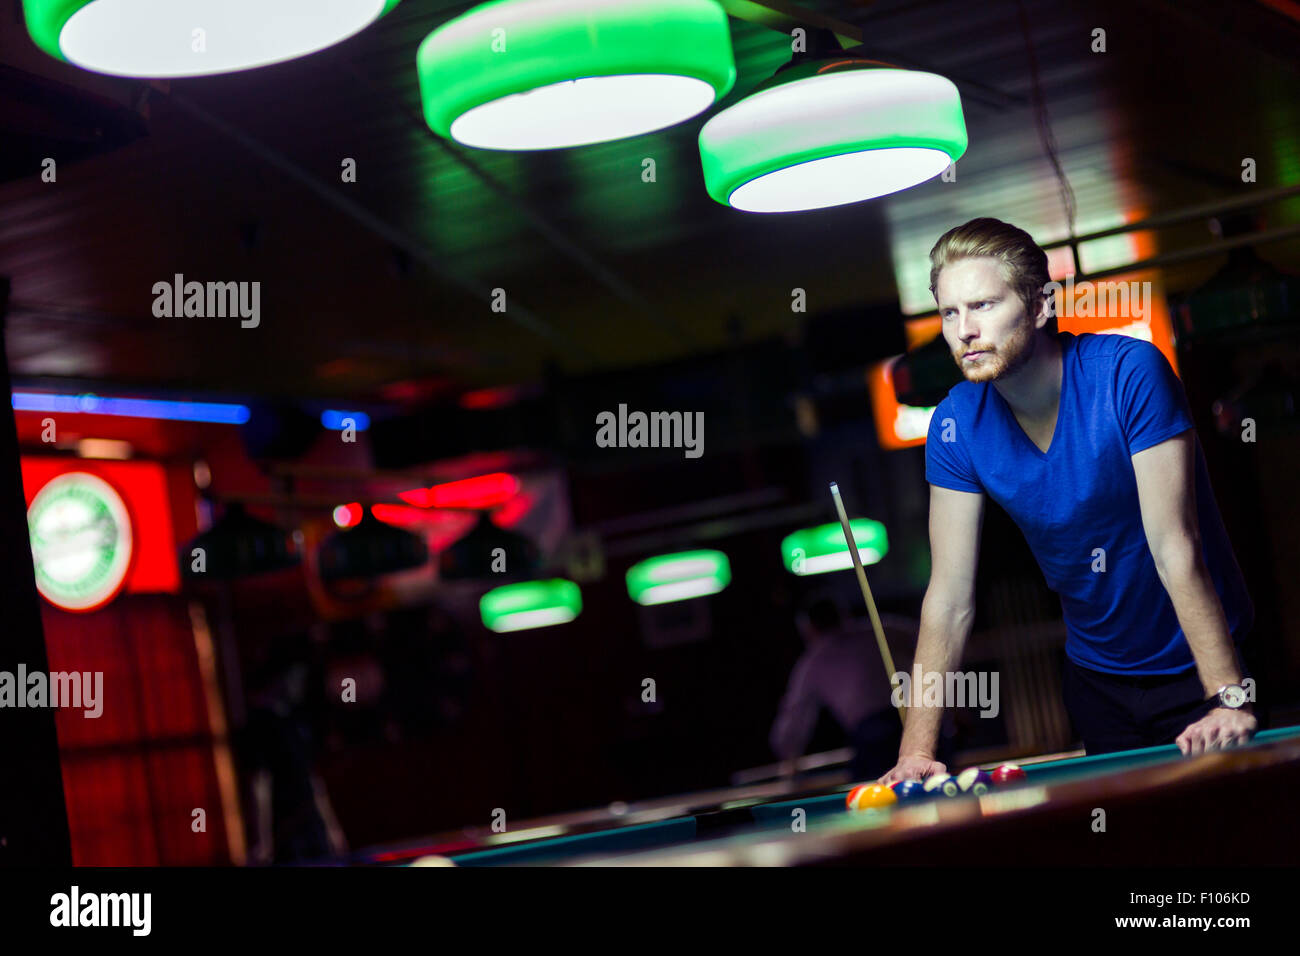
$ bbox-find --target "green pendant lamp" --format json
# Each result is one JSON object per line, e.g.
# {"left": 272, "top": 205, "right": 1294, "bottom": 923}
{"left": 480, "top": 578, "right": 582, "bottom": 632}
{"left": 626, "top": 549, "right": 730, "bottom": 606}
{"left": 782, "top": 519, "right": 888, "bottom": 576}
{"left": 699, "top": 44, "right": 967, "bottom": 213}
{"left": 417, "top": 0, "right": 735, "bottom": 150}
{"left": 23, "top": 0, "right": 402, "bottom": 77}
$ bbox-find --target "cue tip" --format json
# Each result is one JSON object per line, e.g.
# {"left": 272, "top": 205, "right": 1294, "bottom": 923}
{"left": 829, "top": 481, "right": 840, "bottom": 495}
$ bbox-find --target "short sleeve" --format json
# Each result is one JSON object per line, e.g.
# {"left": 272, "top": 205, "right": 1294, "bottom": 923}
{"left": 1113, "top": 340, "right": 1194, "bottom": 454}
{"left": 925, "top": 397, "right": 983, "bottom": 493}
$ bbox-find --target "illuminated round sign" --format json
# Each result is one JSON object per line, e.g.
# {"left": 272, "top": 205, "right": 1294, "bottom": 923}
{"left": 28, "top": 472, "right": 134, "bottom": 612}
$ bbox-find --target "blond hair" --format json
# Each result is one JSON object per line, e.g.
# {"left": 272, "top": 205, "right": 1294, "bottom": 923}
{"left": 928, "top": 218, "right": 1057, "bottom": 334}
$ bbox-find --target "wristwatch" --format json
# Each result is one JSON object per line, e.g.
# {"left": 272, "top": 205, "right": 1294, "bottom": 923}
{"left": 1215, "top": 684, "right": 1249, "bottom": 709}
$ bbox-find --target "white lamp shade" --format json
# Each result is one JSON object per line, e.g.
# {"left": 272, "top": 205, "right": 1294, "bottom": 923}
{"left": 700, "top": 64, "right": 968, "bottom": 212}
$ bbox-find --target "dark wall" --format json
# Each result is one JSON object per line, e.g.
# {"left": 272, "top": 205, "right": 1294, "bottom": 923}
{"left": 0, "top": 281, "right": 72, "bottom": 865}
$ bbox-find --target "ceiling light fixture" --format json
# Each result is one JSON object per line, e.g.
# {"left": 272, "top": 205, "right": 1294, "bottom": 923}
{"left": 781, "top": 519, "right": 889, "bottom": 576}
{"left": 181, "top": 502, "right": 301, "bottom": 580}
{"left": 699, "top": 40, "right": 966, "bottom": 213}
{"left": 480, "top": 579, "right": 582, "bottom": 632}
{"left": 318, "top": 507, "right": 428, "bottom": 581}
{"left": 23, "top": 0, "right": 402, "bottom": 78}
{"left": 626, "top": 550, "right": 731, "bottom": 605}
{"left": 417, "top": 0, "right": 735, "bottom": 150}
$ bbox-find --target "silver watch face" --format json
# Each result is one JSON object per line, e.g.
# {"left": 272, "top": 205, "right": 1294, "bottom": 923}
{"left": 1221, "top": 685, "right": 1247, "bottom": 708}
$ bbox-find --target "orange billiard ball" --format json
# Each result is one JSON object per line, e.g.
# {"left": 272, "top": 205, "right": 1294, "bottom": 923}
{"left": 845, "top": 783, "right": 898, "bottom": 811}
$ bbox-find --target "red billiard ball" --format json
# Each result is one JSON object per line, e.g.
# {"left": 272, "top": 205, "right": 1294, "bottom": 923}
{"left": 990, "top": 764, "right": 1026, "bottom": 785}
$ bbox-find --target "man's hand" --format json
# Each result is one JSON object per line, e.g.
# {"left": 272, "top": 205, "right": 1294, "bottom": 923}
{"left": 1176, "top": 706, "right": 1257, "bottom": 755}
{"left": 877, "top": 754, "right": 947, "bottom": 787}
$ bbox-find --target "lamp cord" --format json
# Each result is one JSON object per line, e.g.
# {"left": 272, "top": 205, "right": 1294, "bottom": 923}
{"left": 1016, "top": 0, "right": 1078, "bottom": 244}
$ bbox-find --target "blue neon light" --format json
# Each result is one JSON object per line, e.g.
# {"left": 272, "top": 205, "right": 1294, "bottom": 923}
{"left": 11, "top": 392, "right": 251, "bottom": 424}
{"left": 321, "top": 410, "right": 370, "bottom": 431}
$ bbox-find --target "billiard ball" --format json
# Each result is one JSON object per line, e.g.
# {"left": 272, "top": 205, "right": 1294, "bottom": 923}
{"left": 922, "top": 773, "right": 960, "bottom": 798}
{"left": 891, "top": 779, "right": 926, "bottom": 803}
{"left": 845, "top": 783, "right": 897, "bottom": 811}
{"left": 990, "top": 764, "right": 1027, "bottom": 785}
{"left": 956, "top": 768, "right": 993, "bottom": 795}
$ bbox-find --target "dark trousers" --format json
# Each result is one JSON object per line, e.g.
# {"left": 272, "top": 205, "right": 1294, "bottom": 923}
{"left": 1061, "top": 638, "right": 1264, "bottom": 755}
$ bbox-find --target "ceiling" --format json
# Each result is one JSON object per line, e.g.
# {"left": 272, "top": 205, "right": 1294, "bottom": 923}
{"left": 1, "top": 0, "right": 1299, "bottom": 407}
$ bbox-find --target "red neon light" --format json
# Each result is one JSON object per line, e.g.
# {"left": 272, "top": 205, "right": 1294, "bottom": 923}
{"left": 370, "top": 504, "right": 427, "bottom": 528}
{"left": 398, "top": 473, "right": 519, "bottom": 510}
{"left": 334, "top": 503, "right": 364, "bottom": 528}
{"left": 491, "top": 491, "right": 534, "bottom": 528}
{"left": 396, "top": 488, "right": 435, "bottom": 508}
{"left": 458, "top": 386, "right": 519, "bottom": 410}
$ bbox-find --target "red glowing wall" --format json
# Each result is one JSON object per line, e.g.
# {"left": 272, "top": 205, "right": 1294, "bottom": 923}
{"left": 21, "top": 457, "right": 230, "bottom": 865}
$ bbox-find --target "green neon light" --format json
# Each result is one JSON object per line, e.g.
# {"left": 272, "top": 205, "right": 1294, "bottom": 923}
{"left": 23, "top": 0, "right": 402, "bottom": 76}
{"left": 28, "top": 472, "right": 134, "bottom": 611}
{"left": 626, "top": 549, "right": 731, "bottom": 605}
{"left": 417, "top": 0, "right": 735, "bottom": 150}
{"left": 699, "top": 61, "right": 966, "bottom": 212}
{"left": 781, "top": 519, "right": 888, "bottom": 576}
{"left": 480, "top": 579, "right": 582, "bottom": 632}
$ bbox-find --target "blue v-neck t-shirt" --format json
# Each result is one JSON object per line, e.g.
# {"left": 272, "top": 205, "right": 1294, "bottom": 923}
{"left": 925, "top": 331, "right": 1253, "bottom": 675}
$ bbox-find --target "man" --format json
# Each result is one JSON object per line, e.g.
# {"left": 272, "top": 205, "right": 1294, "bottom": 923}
{"left": 242, "top": 652, "right": 348, "bottom": 864}
{"left": 880, "top": 218, "right": 1258, "bottom": 785}
{"left": 772, "top": 597, "right": 952, "bottom": 781}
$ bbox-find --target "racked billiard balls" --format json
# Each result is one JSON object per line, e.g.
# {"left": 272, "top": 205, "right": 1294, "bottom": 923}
{"left": 956, "top": 768, "right": 993, "bottom": 795}
{"left": 891, "top": 779, "right": 926, "bottom": 803}
{"left": 922, "top": 773, "right": 960, "bottom": 798}
{"left": 846, "top": 783, "right": 897, "bottom": 811}
{"left": 990, "top": 764, "right": 1026, "bottom": 785}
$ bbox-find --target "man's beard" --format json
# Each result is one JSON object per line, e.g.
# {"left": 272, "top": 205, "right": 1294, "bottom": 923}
{"left": 952, "top": 320, "right": 1036, "bottom": 383}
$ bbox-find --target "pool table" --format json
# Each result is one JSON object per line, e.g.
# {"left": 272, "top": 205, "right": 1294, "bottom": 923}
{"left": 372, "top": 725, "right": 1300, "bottom": 867}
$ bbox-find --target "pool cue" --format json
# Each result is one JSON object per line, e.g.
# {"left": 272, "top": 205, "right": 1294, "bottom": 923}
{"left": 829, "top": 482, "right": 906, "bottom": 726}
